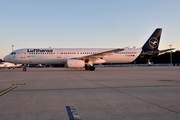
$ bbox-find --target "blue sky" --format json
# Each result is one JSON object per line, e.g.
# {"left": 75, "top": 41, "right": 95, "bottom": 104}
{"left": 0, "top": 0, "right": 180, "bottom": 59}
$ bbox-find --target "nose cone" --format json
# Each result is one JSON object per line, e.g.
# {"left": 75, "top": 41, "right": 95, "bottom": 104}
{"left": 3, "top": 55, "right": 10, "bottom": 62}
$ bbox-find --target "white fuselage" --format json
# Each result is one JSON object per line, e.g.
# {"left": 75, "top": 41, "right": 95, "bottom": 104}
{"left": 4, "top": 48, "right": 142, "bottom": 64}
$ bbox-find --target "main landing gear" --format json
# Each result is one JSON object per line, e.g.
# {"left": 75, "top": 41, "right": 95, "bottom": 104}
{"left": 23, "top": 64, "right": 27, "bottom": 71}
{"left": 85, "top": 65, "right": 95, "bottom": 71}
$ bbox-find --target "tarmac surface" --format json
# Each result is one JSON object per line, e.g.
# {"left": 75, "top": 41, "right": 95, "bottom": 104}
{"left": 0, "top": 66, "right": 180, "bottom": 120}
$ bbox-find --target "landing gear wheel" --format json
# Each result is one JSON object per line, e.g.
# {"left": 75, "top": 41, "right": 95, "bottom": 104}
{"left": 89, "top": 66, "right": 95, "bottom": 71}
{"left": 23, "top": 68, "right": 26, "bottom": 71}
{"left": 85, "top": 66, "right": 90, "bottom": 70}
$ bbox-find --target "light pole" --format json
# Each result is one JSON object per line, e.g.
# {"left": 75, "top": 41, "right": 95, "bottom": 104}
{"left": 12, "top": 45, "right": 14, "bottom": 52}
{"left": 169, "top": 44, "right": 172, "bottom": 65}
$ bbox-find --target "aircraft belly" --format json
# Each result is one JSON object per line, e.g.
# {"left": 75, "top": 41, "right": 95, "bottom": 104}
{"left": 29, "top": 58, "right": 65, "bottom": 64}
{"left": 15, "top": 56, "right": 65, "bottom": 64}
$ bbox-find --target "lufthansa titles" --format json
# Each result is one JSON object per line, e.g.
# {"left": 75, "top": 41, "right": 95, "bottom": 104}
{"left": 27, "top": 49, "right": 53, "bottom": 53}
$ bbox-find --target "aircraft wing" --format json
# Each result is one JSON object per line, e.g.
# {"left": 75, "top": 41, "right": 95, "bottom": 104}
{"left": 73, "top": 48, "right": 125, "bottom": 61}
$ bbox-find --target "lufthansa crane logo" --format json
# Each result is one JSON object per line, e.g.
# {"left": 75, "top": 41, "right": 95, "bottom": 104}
{"left": 149, "top": 37, "right": 158, "bottom": 48}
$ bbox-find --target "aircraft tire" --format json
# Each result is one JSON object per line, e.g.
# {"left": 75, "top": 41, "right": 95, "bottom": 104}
{"left": 85, "top": 66, "right": 90, "bottom": 70}
{"left": 89, "top": 66, "right": 95, "bottom": 71}
{"left": 23, "top": 68, "right": 26, "bottom": 71}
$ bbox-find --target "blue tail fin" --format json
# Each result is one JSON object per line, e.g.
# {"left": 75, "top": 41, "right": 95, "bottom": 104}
{"left": 142, "top": 28, "right": 162, "bottom": 51}
{"left": 135, "top": 28, "right": 174, "bottom": 62}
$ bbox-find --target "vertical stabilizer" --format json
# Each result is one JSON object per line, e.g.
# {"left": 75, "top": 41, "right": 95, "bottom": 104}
{"left": 142, "top": 28, "right": 162, "bottom": 51}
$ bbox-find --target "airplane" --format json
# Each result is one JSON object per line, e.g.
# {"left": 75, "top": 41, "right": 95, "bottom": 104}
{"left": 0, "top": 62, "right": 22, "bottom": 69}
{"left": 3, "top": 28, "right": 175, "bottom": 71}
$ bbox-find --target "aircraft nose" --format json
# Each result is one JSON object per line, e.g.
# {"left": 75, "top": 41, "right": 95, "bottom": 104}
{"left": 3, "top": 55, "right": 10, "bottom": 62}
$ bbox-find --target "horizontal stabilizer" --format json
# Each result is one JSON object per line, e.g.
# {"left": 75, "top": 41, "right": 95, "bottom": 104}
{"left": 159, "top": 48, "right": 175, "bottom": 53}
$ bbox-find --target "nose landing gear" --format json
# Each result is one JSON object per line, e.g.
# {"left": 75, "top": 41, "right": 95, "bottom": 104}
{"left": 23, "top": 67, "right": 26, "bottom": 71}
{"left": 23, "top": 64, "right": 27, "bottom": 71}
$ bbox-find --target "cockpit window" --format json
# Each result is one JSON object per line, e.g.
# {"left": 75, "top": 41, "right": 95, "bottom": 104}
{"left": 10, "top": 52, "right": 16, "bottom": 55}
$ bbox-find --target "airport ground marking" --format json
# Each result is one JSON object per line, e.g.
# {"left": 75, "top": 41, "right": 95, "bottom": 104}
{"left": 0, "top": 83, "right": 26, "bottom": 96}
{"left": 72, "top": 74, "right": 180, "bottom": 115}
{"left": 66, "top": 106, "right": 81, "bottom": 120}
{"left": 12, "top": 84, "right": 180, "bottom": 92}
{"left": 0, "top": 85, "right": 17, "bottom": 96}
{"left": 110, "top": 86, "right": 180, "bottom": 115}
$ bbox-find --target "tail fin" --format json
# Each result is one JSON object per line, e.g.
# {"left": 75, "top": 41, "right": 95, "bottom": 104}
{"left": 142, "top": 28, "right": 162, "bottom": 51}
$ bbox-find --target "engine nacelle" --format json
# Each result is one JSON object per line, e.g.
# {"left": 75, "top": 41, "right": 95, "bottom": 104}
{"left": 66, "top": 59, "right": 85, "bottom": 68}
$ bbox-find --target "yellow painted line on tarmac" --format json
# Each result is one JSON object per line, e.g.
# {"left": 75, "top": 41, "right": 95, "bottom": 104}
{"left": 0, "top": 85, "right": 17, "bottom": 96}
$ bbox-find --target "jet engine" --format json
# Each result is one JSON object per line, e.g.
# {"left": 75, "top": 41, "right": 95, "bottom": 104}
{"left": 66, "top": 59, "right": 85, "bottom": 68}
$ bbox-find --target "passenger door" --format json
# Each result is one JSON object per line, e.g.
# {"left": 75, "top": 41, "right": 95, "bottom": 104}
{"left": 57, "top": 50, "right": 61, "bottom": 58}
{"left": 21, "top": 49, "right": 26, "bottom": 58}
